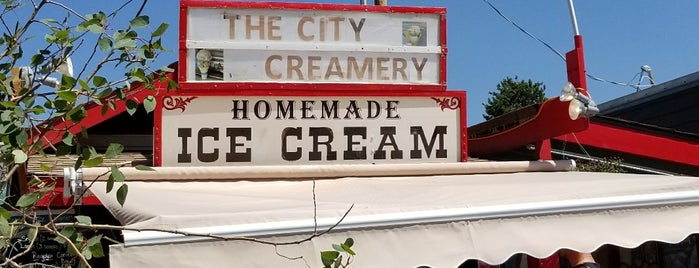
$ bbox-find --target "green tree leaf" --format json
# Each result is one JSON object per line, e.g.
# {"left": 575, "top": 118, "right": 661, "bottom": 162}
{"left": 93, "top": 76, "right": 107, "bottom": 87}
{"left": 333, "top": 256, "right": 343, "bottom": 268}
{"left": 110, "top": 166, "right": 125, "bottom": 182}
{"left": 344, "top": 237, "right": 354, "bottom": 247}
{"left": 27, "top": 223, "right": 39, "bottom": 243}
{"left": 98, "top": 37, "right": 112, "bottom": 51}
{"left": 60, "top": 75, "right": 77, "bottom": 91}
{"left": 55, "top": 226, "right": 76, "bottom": 244}
{"left": 134, "top": 165, "right": 155, "bottom": 171}
{"left": 116, "top": 184, "right": 129, "bottom": 206}
{"left": 105, "top": 143, "right": 124, "bottom": 159}
{"left": 67, "top": 107, "right": 87, "bottom": 122}
{"left": 341, "top": 243, "right": 356, "bottom": 256}
{"left": 125, "top": 99, "right": 138, "bottom": 115}
{"left": 320, "top": 251, "right": 339, "bottom": 266}
{"left": 114, "top": 34, "right": 137, "bottom": 49}
{"left": 83, "top": 156, "right": 104, "bottom": 167}
{"left": 75, "top": 215, "right": 92, "bottom": 225}
{"left": 57, "top": 90, "right": 78, "bottom": 103}
{"left": 12, "top": 149, "right": 27, "bottom": 163}
{"left": 30, "top": 53, "right": 45, "bottom": 66}
{"left": 0, "top": 217, "right": 9, "bottom": 237}
{"left": 0, "top": 207, "right": 11, "bottom": 220}
{"left": 87, "top": 235, "right": 105, "bottom": 258}
{"left": 130, "top": 15, "right": 149, "bottom": 29}
{"left": 143, "top": 95, "right": 156, "bottom": 113}
{"left": 332, "top": 244, "right": 345, "bottom": 253}
{"left": 16, "top": 192, "right": 41, "bottom": 208}
{"left": 152, "top": 23, "right": 169, "bottom": 37}
{"left": 106, "top": 177, "right": 114, "bottom": 193}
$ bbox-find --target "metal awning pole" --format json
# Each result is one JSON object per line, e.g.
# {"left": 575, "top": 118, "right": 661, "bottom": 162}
{"left": 122, "top": 189, "right": 699, "bottom": 246}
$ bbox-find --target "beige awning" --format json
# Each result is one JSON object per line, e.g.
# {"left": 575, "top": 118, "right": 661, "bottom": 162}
{"left": 87, "top": 161, "right": 699, "bottom": 267}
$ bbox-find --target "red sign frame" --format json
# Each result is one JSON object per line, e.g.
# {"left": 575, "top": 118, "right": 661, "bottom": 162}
{"left": 153, "top": 89, "right": 466, "bottom": 166}
{"left": 178, "top": 0, "right": 447, "bottom": 92}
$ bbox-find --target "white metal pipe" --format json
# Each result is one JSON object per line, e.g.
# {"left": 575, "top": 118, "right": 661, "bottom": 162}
{"left": 123, "top": 189, "right": 699, "bottom": 246}
{"left": 567, "top": 0, "right": 580, "bottom": 36}
{"left": 79, "top": 160, "right": 576, "bottom": 182}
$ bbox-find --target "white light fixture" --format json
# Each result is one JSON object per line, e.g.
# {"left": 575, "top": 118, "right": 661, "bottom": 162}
{"left": 641, "top": 64, "right": 655, "bottom": 86}
{"left": 559, "top": 82, "right": 577, "bottom": 102}
{"left": 63, "top": 167, "right": 83, "bottom": 205}
{"left": 19, "top": 57, "right": 74, "bottom": 89}
{"left": 559, "top": 82, "right": 599, "bottom": 120}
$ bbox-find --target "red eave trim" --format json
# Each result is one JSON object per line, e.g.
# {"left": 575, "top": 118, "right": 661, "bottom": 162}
{"left": 180, "top": 1, "right": 447, "bottom": 14}
{"left": 32, "top": 67, "right": 176, "bottom": 150}
{"left": 178, "top": 82, "right": 446, "bottom": 92}
{"left": 553, "top": 120, "right": 699, "bottom": 167}
{"left": 468, "top": 98, "right": 589, "bottom": 156}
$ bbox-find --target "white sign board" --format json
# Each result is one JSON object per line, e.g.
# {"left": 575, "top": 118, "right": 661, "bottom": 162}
{"left": 182, "top": 4, "right": 444, "bottom": 85}
{"left": 158, "top": 94, "right": 463, "bottom": 166}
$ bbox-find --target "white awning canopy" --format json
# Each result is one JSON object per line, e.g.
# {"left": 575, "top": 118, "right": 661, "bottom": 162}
{"left": 86, "top": 161, "right": 699, "bottom": 267}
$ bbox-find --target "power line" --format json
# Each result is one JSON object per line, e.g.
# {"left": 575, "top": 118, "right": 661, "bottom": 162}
{"left": 482, "top": 0, "right": 565, "bottom": 61}
{"left": 482, "top": 0, "right": 640, "bottom": 90}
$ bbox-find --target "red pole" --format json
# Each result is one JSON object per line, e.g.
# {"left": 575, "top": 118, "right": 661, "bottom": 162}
{"left": 565, "top": 35, "right": 589, "bottom": 96}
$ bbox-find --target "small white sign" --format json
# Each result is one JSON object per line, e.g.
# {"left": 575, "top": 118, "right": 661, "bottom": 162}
{"left": 159, "top": 94, "right": 463, "bottom": 166}
{"left": 184, "top": 6, "right": 444, "bottom": 85}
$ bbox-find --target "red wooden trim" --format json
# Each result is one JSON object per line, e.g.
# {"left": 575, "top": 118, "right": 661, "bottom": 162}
{"left": 178, "top": 2, "right": 188, "bottom": 87}
{"left": 440, "top": 12, "right": 448, "bottom": 89}
{"left": 153, "top": 86, "right": 164, "bottom": 166}
{"left": 32, "top": 71, "right": 175, "bottom": 150}
{"left": 460, "top": 91, "right": 468, "bottom": 162}
{"left": 553, "top": 120, "right": 699, "bottom": 167}
{"left": 178, "top": 1, "right": 448, "bottom": 88}
{"left": 180, "top": 0, "right": 446, "bottom": 14}
{"left": 164, "top": 88, "right": 464, "bottom": 97}
{"left": 34, "top": 89, "right": 151, "bottom": 149}
{"left": 153, "top": 90, "right": 467, "bottom": 165}
{"left": 178, "top": 82, "right": 445, "bottom": 92}
{"left": 566, "top": 35, "right": 587, "bottom": 93}
{"left": 36, "top": 189, "right": 102, "bottom": 207}
{"left": 468, "top": 98, "right": 589, "bottom": 156}
{"left": 535, "top": 139, "right": 552, "bottom": 160}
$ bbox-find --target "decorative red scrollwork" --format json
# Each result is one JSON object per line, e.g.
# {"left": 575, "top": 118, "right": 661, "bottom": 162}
{"left": 431, "top": 97, "right": 460, "bottom": 111}
{"left": 163, "top": 96, "right": 198, "bottom": 112}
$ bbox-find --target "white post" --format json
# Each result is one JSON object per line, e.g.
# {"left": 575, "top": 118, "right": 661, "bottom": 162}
{"left": 567, "top": 0, "right": 580, "bottom": 36}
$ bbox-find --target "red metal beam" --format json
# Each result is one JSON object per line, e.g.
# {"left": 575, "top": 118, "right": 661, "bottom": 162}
{"left": 566, "top": 35, "right": 587, "bottom": 93}
{"left": 554, "top": 120, "right": 699, "bottom": 167}
{"left": 468, "top": 98, "right": 588, "bottom": 157}
{"left": 31, "top": 67, "right": 176, "bottom": 150}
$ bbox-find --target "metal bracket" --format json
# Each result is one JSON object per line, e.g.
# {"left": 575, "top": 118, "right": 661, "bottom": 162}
{"left": 63, "top": 167, "right": 83, "bottom": 205}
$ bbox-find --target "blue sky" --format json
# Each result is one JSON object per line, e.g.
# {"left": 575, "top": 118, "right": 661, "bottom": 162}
{"left": 26, "top": 0, "right": 699, "bottom": 125}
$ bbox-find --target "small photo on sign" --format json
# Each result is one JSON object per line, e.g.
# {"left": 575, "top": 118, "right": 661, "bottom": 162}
{"left": 195, "top": 49, "right": 224, "bottom": 81}
{"left": 402, "top": 21, "right": 427, "bottom": 46}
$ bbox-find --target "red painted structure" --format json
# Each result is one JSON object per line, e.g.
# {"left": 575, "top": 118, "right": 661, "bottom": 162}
{"left": 554, "top": 119, "right": 699, "bottom": 167}
{"left": 31, "top": 67, "right": 177, "bottom": 208}
{"left": 468, "top": 97, "right": 588, "bottom": 157}
{"left": 152, "top": 90, "right": 468, "bottom": 166}
{"left": 31, "top": 66, "right": 176, "bottom": 151}
{"left": 178, "top": 0, "right": 448, "bottom": 92}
